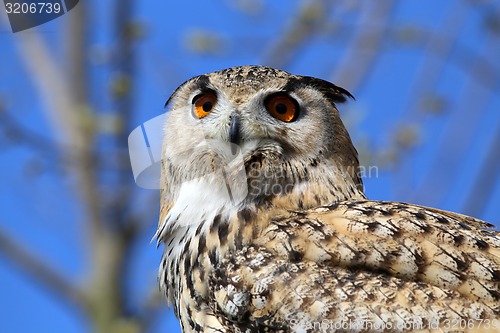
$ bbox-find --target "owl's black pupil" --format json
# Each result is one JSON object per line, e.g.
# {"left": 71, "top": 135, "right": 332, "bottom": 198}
{"left": 275, "top": 103, "right": 287, "bottom": 114}
{"left": 202, "top": 101, "right": 212, "bottom": 112}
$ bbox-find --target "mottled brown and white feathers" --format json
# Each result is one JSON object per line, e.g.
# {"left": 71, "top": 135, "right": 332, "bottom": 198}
{"left": 156, "top": 66, "right": 500, "bottom": 332}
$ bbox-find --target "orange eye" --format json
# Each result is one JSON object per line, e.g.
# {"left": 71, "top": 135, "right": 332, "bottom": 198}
{"left": 193, "top": 92, "right": 217, "bottom": 119}
{"left": 265, "top": 94, "right": 299, "bottom": 122}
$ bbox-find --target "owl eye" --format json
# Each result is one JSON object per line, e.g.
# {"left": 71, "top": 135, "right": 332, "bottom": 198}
{"left": 192, "top": 92, "right": 217, "bottom": 119}
{"left": 265, "top": 93, "right": 299, "bottom": 122}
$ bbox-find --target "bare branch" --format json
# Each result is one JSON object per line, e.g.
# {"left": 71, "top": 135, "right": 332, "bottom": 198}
{"left": 264, "top": 0, "right": 333, "bottom": 68}
{"left": 393, "top": 2, "right": 470, "bottom": 126}
{"left": 0, "top": 110, "right": 58, "bottom": 154}
{"left": 136, "top": 288, "right": 166, "bottom": 332}
{"left": 387, "top": 25, "right": 500, "bottom": 92}
{"left": 400, "top": 1, "right": 468, "bottom": 118}
{"left": 330, "top": 0, "right": 396, "bottom": 91}
{"left": 462, "top": 125, "right": 500, "bottom": 219}
{"left": 15, "top": 30, "right": 88, "bottom": 150}
{"left": 0, "top": 228, "right": 88, "bottom": 311}
{"left": 409, "top": 34, "right": 498, "bottom": 207}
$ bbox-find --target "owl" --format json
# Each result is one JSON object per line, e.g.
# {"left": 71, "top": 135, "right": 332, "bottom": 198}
{"left": 156, "top": 66, "right": 500, "bottom": 332}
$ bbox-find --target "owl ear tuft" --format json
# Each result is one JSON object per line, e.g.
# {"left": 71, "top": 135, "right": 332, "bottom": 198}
{"left": 164, "top": 75, "right": 212, "bottom": 109}
{"left": 303, "top": 76, "right": 354, "bottom": 105}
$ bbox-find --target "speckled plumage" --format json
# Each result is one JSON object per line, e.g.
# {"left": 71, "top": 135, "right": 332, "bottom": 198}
{"left": 156, "top": 66, "right": 500, "bottom": 332}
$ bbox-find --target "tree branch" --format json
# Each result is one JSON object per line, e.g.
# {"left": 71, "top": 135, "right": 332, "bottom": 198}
{"left": 136, "top": 288, "right": 166, "bottom": 332}
{"left": 15, "top": 30, "right": 88, "bottom": 150}
{"left": 0, "top": 228, "right": 88, "bottom": 311}
{"left": 264, "top": 0, "right": 333, "bottom": 69}
{"left": 389, "top": 1, "right": 469, "bottom": 125}
{"left": 462, "top": 123, "right": 500, "bottom": 220}
{"left": 0, "top": 110, "right": 59, "bottom": 155}
{"left": 410, "top": 34, "right": 498, "bottom": 207}
{"left": 330, "top": 0, "right": 396, "bottom": 91}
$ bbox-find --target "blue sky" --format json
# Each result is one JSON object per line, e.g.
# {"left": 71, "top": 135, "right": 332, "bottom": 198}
{"left": 1, "top": 1, "right": 500, "bottom": 332}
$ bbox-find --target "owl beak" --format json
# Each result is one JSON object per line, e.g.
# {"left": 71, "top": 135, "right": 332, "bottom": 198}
{"left": 229, "top": 113, "right": 240, "bottom": 154}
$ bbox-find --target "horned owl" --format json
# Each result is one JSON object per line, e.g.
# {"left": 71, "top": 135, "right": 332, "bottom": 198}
{"left": 156, "top": 66, "right": 500, "bottom": 332}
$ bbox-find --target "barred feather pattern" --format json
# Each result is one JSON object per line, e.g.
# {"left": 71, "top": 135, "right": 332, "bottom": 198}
{"left": 159, "top": 200, "right": 500, "bottom": 332}
{"left": 156, "top": 66, "right": 500, "bottom": 332}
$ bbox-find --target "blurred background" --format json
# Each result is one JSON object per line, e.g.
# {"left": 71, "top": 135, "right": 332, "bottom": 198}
{"left": 1, "top": 1, "right": 500, "bottom": 332}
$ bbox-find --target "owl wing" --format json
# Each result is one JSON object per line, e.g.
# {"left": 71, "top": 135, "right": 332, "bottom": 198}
{"left": 209, "top": 200, "right": 500, "bottom": 332}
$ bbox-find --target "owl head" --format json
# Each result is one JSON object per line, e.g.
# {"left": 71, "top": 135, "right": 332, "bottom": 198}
{"left": 161, "top": 66, "right": 363, "bottom": 213}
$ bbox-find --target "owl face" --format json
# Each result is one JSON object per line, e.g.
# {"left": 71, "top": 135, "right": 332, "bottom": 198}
{"left": 162, "top": 66, "right": 360, "bottom": 204}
